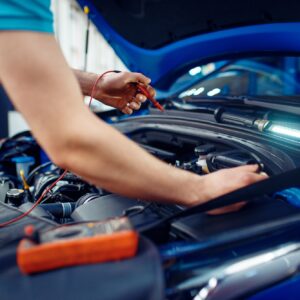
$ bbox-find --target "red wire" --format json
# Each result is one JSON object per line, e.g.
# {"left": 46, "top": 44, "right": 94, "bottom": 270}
{"left": 88, "top": 70, "right": 117, "bottom": 107}
{"left": 0, "top": 70, "right": 155, "bottom": 227}
{"left": 136, "top": 84, "right": 164, "bottom": 112}
{"left": 0, "top": 170, "right": 68, "bottom": 227}
{"left": 0, "top": 71, "right": 115, "bottom": 228}
{"left": 89, "top": 71, "right": 164, "bottom": 111}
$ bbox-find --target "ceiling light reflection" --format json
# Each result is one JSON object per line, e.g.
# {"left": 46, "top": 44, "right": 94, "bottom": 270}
{"left": 194, "top": 87, "right": 205, "bottom": 96}
{"left": 207, "top": 88, "right": 221, "bottom": 97}
{"left": 189, "top": 66, "right": 202, "bottom": 76}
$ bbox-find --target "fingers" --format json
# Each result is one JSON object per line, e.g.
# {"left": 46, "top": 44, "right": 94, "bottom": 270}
{"left": 121, "top": 105, "right": 133, "bottom": 115}
{"left": 121, "top": 92, "right": 147, "bottom": 114}
{"left": 124, "top": 71, "right": 156, "bottom": 97}
{"left": 232, "top": 164, "right": 268, "bottom": 178}
{"left": 128, "top": 101, "right": 141, "bottom": 110}
{"left": 145, "top": 84, "right": 156, "bottom": 98}
{"left": 227, "top": 166, "right": 267, "bottom": 189}
{"left": 127, "top": 72, "right": 151, "bottom": 85}
{"left": 242, "top": 172, "right": 268, "bottom": 186}
{"left": 134, "top": 93, "right": 147, "bottom": 103}
{"left": 122, "top": 72, "right": 156, "bottom": 105}
{"left": 201, "top": 164, "right": 269, "bottom": 216}
{"left": 121, "top": 99, "right": 143, "bottom": 114}
{"left": 207, "top": 202, "right": 246, "bottom": 215}
{"left": 233, "top": 164, "right": 260, "bottom": 173}
{"left": 207, "top": 166, "right": 268, "bottom": 216}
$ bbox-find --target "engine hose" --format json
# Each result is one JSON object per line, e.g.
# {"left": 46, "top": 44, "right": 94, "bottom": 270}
{"left": 206, "top": 150, "right": 264, "bottom": 173}
{"left": 40, "top": 203, "right": 75, "bottom": 218}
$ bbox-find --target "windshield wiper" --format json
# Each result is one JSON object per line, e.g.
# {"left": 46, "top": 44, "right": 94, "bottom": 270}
{"left": 170, "top": 98, "right": 300, "bottom": 140}
{"left": 167, "top": 99, "right": 268, "bottom": 130}
{"left": 242, "top": 96, "right": 300, "bottom": 116}
{"left": 175, "top": 95, "right": 300, "bottom": 116}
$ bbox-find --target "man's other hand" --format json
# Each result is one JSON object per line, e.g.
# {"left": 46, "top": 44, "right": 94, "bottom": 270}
{"left": 201, "top": 164, "right": 268, "bottom": 214}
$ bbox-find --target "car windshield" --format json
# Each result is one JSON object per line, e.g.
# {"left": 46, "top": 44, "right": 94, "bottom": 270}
{"left": 177, "top": 56, "right": 300, "bottom": 99}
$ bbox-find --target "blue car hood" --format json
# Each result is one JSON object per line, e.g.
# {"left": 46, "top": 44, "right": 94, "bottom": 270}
{"left": 77, "top": 0, "right": 300, "bottom": 88}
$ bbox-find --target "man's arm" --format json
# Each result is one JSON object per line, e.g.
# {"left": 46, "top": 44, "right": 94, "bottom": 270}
{"left": 0, "top": 31, "right": 267, "bottom": 208}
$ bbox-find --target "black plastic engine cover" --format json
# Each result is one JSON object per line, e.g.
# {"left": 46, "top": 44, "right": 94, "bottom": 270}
{"left": 71, "top": 194, "right": 161, "bottom": 227}
{"left": 171, "top": 196, "right": 300, "bottom": 244}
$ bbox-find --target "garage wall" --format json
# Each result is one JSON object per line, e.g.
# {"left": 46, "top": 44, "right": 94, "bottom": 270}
{"left": 8, "top": 0, "right": 126, "bottom": 137}
{"left": 51, "top": 0, "right": 126, "bottom": 73}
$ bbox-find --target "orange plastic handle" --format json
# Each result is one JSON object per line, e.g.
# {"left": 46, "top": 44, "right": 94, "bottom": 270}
{"left": 136, "top": 84, "right": 164, "bottom": 111}
{"left": 18, "top": 230, "right": 138, "bottom": 274}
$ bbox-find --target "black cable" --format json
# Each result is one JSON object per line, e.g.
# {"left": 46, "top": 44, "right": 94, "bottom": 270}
{"left": 26, "top": 161, "right": 53, "bottom": 184}
{"left": 206, "top": 150, "right": 264, "bottom": 173}
{"left": 40, "top": 192, "right": 75, "bottom": 204}
{"left": 34, "top": 175, "right": 61, "bottom": 200}
{"left": 83, "top": 8, "right": 90, "bottom": 71}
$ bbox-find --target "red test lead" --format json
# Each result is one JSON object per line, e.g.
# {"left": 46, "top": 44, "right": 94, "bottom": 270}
{"left": 136, "top": 83, "right": 164, "bottom": 112}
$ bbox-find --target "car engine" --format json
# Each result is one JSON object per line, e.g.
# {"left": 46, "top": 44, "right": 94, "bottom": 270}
{"left": 2, "top": 128, "right": 300, "bottom": 299}
{"left": 0, "top": 126, "right": 294, "bottom": 226}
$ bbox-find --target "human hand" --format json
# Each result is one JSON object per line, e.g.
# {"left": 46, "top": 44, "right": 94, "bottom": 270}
{"left": 201, "top": 164, "right": 268, "bottom": 215}
{"left": 93, "top": 71, "right": 156, "bottom": 114}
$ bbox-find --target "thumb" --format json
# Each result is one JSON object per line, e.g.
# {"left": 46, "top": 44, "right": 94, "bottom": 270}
{"left": 127, "top": 72, "right": 151, "bottom": 85}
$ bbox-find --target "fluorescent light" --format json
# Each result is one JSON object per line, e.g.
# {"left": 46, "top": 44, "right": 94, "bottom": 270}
{"left": 207, "top": 88, "right": 221, "bottom": 97}
{"left": 194, "top": 87, "right": 205, "bottom": 96}
{"left": 189, "top": 66, "right": 202, "bottom": 76}
{"left": 179, "top": 87, "right": 204, "bottom": 98}
{"left": 186, "top": 88, "right": 197, "bottom": 96}
{"left": 178, "top": 91, "right": 189, "bottom": 98}
{"left": 269, "top": 125, "right": 300, "bottom": 139}
{"left": 179, "top": 88, "right": 197, "bottom": 98}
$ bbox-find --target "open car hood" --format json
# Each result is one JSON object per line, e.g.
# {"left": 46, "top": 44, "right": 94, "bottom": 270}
{"left": 77, "top": 0, "right": 300, "bottom": 86}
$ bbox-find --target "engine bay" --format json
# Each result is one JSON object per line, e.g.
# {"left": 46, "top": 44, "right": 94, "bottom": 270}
{"left": 1, "top": 128, "right": 300, "bottom": 299}
{"left": 0, "top": 127, "right": 297, "bottom": 228}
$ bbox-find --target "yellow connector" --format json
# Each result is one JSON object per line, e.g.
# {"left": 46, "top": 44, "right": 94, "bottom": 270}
{"left": 20, "top": 170, "right": 30, "bottom": 190}
{"left": 84, "top": 6, "right": 90, "bottom": 15}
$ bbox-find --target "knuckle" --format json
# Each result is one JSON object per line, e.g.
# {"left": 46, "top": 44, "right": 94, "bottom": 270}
{"left": 139, "top": 94, "right": 147, "bottom": 101}
{"left": 240, "top": 173, "right": 254, "bottom": 185}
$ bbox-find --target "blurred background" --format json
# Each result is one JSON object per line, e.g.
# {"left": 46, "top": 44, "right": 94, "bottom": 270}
{"left": 0, "top": 0, "right": 125, "bottom": 139}
{"left": 52, "top": 0, "right": 125, "bottom": 73}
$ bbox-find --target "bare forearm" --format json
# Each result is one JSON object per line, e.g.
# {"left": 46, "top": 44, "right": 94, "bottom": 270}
{"left": 0, "top": 32, "right": 205, "bottom": 207}
{"left": 73, "top": 69, "right": 97, "bottom": 97}
{"left": 70, "top": 70, "right": 202, "bottom": 203}
{"left": 61, "top": 111, "right": 206, "bottom": 206}
{"left": 0, "top": 32, "right": 265, "bottom": 211}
